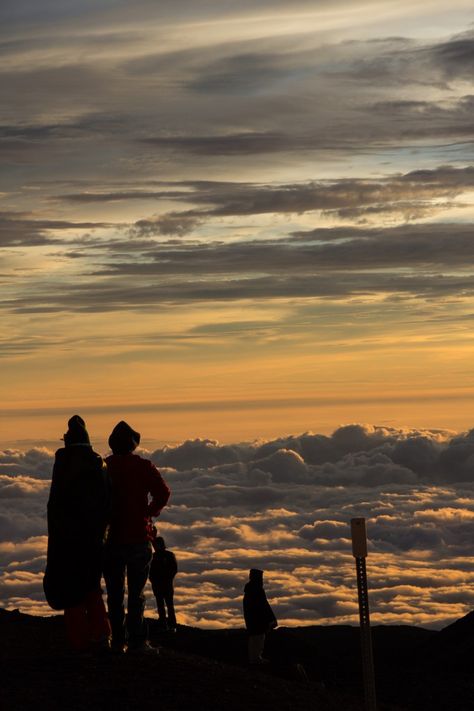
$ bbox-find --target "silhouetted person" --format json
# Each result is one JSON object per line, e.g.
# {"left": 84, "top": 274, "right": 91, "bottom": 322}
{"left": 243, "top": 568, "right": 277, "bottom": 664}
{"left": 104, "top": 421, "right": 170, "bottom": 654}
{"left": 149, "top": 535, "right": 178, "bottom": 632}
{"left": 43, "top": 415, "right": 111, "bottom": 651}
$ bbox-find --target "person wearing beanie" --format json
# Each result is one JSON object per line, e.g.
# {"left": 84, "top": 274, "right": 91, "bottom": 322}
{"left": 104, "top": 421, "right": 170, "bottom": 654}
{"left": 43, "top": 415, "right": 111, "bottom": 652}
{"left": 243, "top": 568, "right": 278, "bottom": 664}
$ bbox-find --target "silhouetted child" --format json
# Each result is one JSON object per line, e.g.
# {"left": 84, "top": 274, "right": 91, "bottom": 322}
{"left": 243, "top": 568, "right": 277, "bottom": 664}
{"left": 149, "top": 536, "right": 178, "bottom": 632}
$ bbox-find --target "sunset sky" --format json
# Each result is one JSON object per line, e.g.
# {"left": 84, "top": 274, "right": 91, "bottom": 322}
{"left": 2, "top": 1, "right": 474, "bottom": 628}
{"left": 2, "top": 0, "right": 474, "bottom": 446}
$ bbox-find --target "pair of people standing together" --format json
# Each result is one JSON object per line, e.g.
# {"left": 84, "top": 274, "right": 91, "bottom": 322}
{"left": 43, "top": 415, "right": 171, "bottom": 654}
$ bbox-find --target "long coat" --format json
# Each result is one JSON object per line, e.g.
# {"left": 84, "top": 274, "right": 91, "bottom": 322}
{"left": 43, "top": 445, "right": 110, "bottom": 610}
{"left": 243, "top": 580, "right": 277, "bottom": 635}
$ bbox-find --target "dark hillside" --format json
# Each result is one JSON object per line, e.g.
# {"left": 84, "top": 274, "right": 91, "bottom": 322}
{"left": 3, "top": 609, "right": 474, "bottom": 710}
{"left": 0, "top": 609, "right": 359, "bottom": 711}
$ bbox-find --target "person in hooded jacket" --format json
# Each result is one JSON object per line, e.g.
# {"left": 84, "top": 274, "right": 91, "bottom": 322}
{"left": 243, "top": 568, "right": 277, "bottom": 664}
{"left": 104, "top": 421, "right": 170, "bottom": 654}
{"left": 43, "top": 415, "right": 111, "bottom": 651}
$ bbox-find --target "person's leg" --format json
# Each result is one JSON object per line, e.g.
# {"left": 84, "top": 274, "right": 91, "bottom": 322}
{"left": 126, "top": 543, "right": 153, "bottom": 648}
{"left": 85, "top": 588, "right": 111, "bottom": 645}
{"left": 164, "top": 585, "right": 177, "bottom": 629}
{"left": 64, "top": 603, "right": 89, "bottom": 651}
{"left": 248, "top": 633, "right": 266, "bottom": 663}
{"left": 154, "top": 590, "right": 167, "bottom": 627}
{"left": 103, "top": 545, "right": 127, "bottom": 648}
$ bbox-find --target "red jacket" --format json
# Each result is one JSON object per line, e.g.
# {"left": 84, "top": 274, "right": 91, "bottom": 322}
{"left": 106, "top": 453, "right": 170, "bottom": 544}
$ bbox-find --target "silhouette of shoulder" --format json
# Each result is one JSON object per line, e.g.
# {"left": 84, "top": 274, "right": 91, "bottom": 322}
{"left": 106, "top": 453, "right": 157, "bottom": 469}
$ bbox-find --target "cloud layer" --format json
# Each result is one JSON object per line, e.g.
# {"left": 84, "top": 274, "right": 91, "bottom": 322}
{"left": 2, "top": 424, "right": 474, "bottom": 628}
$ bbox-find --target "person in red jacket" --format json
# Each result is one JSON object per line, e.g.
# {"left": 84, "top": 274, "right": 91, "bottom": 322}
{"left": 104, "top": 421, "right": 170, "bottom": 654}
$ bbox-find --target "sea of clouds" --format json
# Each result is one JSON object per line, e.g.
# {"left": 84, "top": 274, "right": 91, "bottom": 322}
{"left": 2, "top": 423, "right": 474, "bottom": 629}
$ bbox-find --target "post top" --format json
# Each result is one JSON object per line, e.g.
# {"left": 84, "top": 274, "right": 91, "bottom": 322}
{"left": 351, "top": 517, "right": 368, "bottom": 558}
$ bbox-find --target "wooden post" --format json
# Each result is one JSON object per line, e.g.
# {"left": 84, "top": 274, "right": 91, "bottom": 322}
{"left": 351, "top": 517, "right": 377, "bottom": 711}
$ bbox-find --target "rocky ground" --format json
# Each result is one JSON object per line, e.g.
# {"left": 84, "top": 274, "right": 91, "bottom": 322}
{"left": 2, "top": 608, "right": 474, "bottom": 710}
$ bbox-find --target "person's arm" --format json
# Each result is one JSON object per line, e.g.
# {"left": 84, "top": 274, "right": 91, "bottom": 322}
{"left": 146, "top": 461, "right": 171, "bottom": 516}
{"left": 149, "top": 556, "right": 157, "bottom": 584}
{"left": 169, "top": 552, "right": 178, "bottom": 577}
{"left": 243, "top": 586, "right": 262, "bottom": 630}
{"left": 47, "top": 451, "right": 65, "bottom": 535}
{"left": 243, "top": 591, "right": 251, "bottom": 628}
{"left": 263, "top": 592, "right": 277, "bottom": 629}
{"left": 91, "top": 455, "right": 111, "bottom": 534}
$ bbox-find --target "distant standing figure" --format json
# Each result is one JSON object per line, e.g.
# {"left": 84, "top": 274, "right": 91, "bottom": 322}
{"left": 243, "top": 568, "right": 277, "bottom": 664}
{"left": 43, "top": 415, "right": 111, "bottom": 651}
{"left": 104, "top": 421, "right": 170, "bottom": 654}
{"left": 149, "top": 536, "right": 178, "bottom": 631}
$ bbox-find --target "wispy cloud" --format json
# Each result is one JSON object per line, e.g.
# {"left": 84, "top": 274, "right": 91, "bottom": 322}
{"left": 0, "top": 212, "right": 109, "bottom": 247}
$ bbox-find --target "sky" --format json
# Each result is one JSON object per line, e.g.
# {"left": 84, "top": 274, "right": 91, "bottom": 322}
{"left": 1, "top": 0, "right": 474, "bottom": 627}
